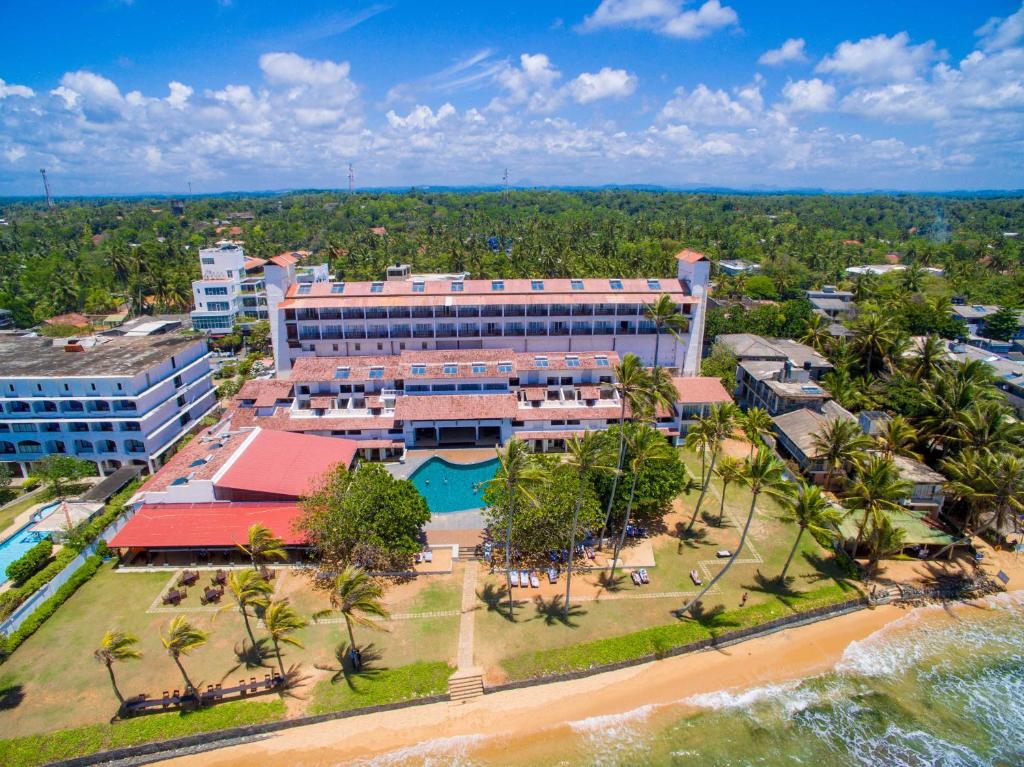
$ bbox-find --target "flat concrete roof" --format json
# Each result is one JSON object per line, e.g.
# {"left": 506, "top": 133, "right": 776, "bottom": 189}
{"left": 0, "top": 334, "right": 203, "bottom": 378}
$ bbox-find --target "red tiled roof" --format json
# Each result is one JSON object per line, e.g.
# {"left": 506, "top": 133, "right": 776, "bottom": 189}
{"left": 109, "top": 502, "right": 306, "bottom": 548}
{"left": 244, "top": 257, "right": 268, "bottom": 271}
{"left": 228, "top": 405, "right": 395, "bottom": 433}
{"left": 518, "top": 404, "right": 620, "bottom": 422}
{"left": 238, "top": 379, "right": 293, "bottom": 407}
{"left": 45, "top": 312, "right": 90, "bottom": 328}
{"left": 675, "top": 249, "right": 708, "bottom": 263}
{"left": 672, "top": 376, "right": 733, "bottom": 405}
{"left": 216, "top": 429, "right": 356, "bottom": 498}
{"left": 309, "top": 396, "right": 335, "bottom": 409}
{"left": 522, "top": 387, "right": 546, "bottom": 402}
{"left": 269, "top": 252, "right": 299, "bottom": 267}
{"left": 395, "top": 393, "right": 519, "bottom": 421}
{"left": 139, "top": 425, "right": 249, "bottom": 493}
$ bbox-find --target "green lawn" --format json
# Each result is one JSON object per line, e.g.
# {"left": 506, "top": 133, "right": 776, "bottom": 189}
{"left": 0, "top": 491, "right": 44, "bottom": 540}
{"left": 307, "top": 661, "right": 453, "bottom": 715}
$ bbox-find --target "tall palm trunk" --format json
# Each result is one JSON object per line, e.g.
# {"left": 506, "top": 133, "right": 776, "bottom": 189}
{"left": 270, "top": 636, "right": 285, "bottom": 676}
{"left": 609, "top": 472, "right": 640, "bottom": 583}
{"left": 598, "top": 401, "right": 628, "bottom": 549}
{"left": 344, "top": 614, "right": 357, "bottom": 653}
{"left": 240, "top": 605, "right": 257, "bottom": 647}
{"left": 171, "top": 654, "right": 197, "bottom": 694}
{"left": 563, "top": 492, "right": 584, "bottom": 616}
{"left": 104, "top": 660, "right": 125, "bottom": 704}
{"left": 716, "top": 480, "right": 729, "bottom": 526}
{"left": 851, "top": 509, "right": 871, "bottom": 557}
{"left": 652, "top": 332, "right": 661, "bottom": 373}
{"left": 504, "top": 497, "right": 517, "bottom": 618}
{"left": 687, "top": 447, "right": 720, "bottom": 532}
{"left": 780, "top": 527, "right": 804, "bottom": 581}
{"left": 682, "top": 488, "right": 760, "bottom": 614}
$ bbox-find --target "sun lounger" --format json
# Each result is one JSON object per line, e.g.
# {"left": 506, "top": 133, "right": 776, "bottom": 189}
{"left": 690, "top": 570, "right": 702, "bottom": 585}
{"left": 509, "top": 570, "right": 520, "bottom": 587}
{"left": 547, "top": 567, "right": 558, "bottom": 584}
{"left": 639, "top": 569, "right": 650, "bottom": 584}
{"left": 424, "top": 550, "right": 433, "bottom": 563}
{"left": 716, "top": 550, "right": 732, "bottom": 558}
{"left": 530, "top": 571, "right": 540, "bottom": 588}
{"left": 585, "top": 546, "right": 596, "bottom": 560}
{"left": 519, "top": 570, "right": 530, "bottom": 587}
{"left": 631, "top": 570, "right": 642, "bottom": 586}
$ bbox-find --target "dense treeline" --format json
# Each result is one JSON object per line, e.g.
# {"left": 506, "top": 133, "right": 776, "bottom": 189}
{"left": 0, "top": 190, "right": 1021, "bottom": 327}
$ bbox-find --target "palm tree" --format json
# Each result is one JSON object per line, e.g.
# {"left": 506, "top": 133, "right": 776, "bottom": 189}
{"left": 851, "top": 312, "right": 899, "bottom": 373}
{"left": 262, "top": 599, "right": 307, "bottom": 676}
{"left": 644, "top": 293, "right": 689, "bottom": 371}
{"left": 906, "top": 334, "right": 947, "bottom": 381}
{"left": 864, "top": 517, "right": 906, "bottom": 577}
{"left": 598, "top": 354, "right": 650, "bottom": 548}
{"left": 876, "top": 415, "right": 921, "bottom": 460}
{"left": 684, "top": 419, "right": 713, "bottom": 489}
{"left": 901, "top": 263, "right": 926, "bottom": 292}
{"left": 223, "top": 569, "right": 273, "bottom": 647}
{"left": 739, "top": 407, "right": 773, "bottom": 456}
{"left": 685, "top": 403, "right": 739, "bottom": 532}
{"left": 94, "top": 630, "right": 142, "bottom": 705}
{"left": 776, "top": 483, "right": 841, "bottom": 581}
{"left": 799, "top": 313, "right": 831, "bottom": 353}
{"left": 712, "top": 455, "right": 745, "bottom": 527}
{"left": 681, "top": 449, "right": 790, "bottom": 615}
{"left": 610, "top": 426, "right": 673, "bottom": 583}
{"left": 843, "top": 455, "right": 912, "bottom": 557}
{"left": 160, "top": 616, "right": 209, "bottom": 694}
{"left": 315, "top": 565, "right": 389, "bottom": 655}
{"left": 563, "top": 431, "right": 617, "bottom": 615}
{"left": 810, "top": 417, "right": 874, "bottom": 491}
{"left": 487, "top": 438, "right": 546, "bottom": 618}
{"left": 942, "top": 451, "right": 1024, "bottom": 542}
{"left": 237, "top": 523, "right": 288, "bottom": 571}
{"left": 955, "top": 402, "right": 1024, "bottom": 455}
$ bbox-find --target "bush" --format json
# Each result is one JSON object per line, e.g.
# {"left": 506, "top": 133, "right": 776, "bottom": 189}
{"left": 5, "top": 539, "right": 53, "bottom": 585}
{"left": 21, "top": 477, "right": 41, "bottom": 492}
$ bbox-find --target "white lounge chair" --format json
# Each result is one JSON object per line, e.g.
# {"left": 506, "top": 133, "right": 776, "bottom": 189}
{"left": 716, "top": 550, "right": 732, "bottom": 558}
{"left": 639, "top": 568, "right": 650, "bottom": 584}
{"left": 519, "top": 570, "right": 530, "bottom": 587}
{"left": 690, "top": 570, "right": 702, "bottom": 585}
{"left": 546, "top": 568, "right": 558, "bottom": 584}
{"left": 529, "top": 571, "right": 540, "bottom": 588}
{"left": 631, "top": 571, "right": 642, "bottom": 586}
{"left": 509, "top": 570, "right": 520, "bottom": 587}
{"left": 423, "top": 550, "right": 433, "bottom": 563}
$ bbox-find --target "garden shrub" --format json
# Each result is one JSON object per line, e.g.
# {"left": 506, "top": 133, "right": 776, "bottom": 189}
{"left": 5, "top": 539, "right": 53, "bottom": 585}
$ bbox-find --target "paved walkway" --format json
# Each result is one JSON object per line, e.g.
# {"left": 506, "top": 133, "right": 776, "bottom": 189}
{"left": 456, "top": 560, "right": 479, "bottom": 670}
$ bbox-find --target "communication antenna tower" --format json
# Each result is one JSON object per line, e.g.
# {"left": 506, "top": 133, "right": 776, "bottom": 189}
{"left": 348, "top": 163, "right": 355, "bottom": 193}
{"left": 39, "top": 169, "right": 54, "bottom": 209}
{"left": 502, "top": 168, "right": 509, "bottom": 200}
{"left": 187, "top": 181, "right": 192, "bottom": 196}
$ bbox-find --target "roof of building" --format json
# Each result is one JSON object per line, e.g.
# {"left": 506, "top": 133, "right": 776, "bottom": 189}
{"left": 675, "top": 249, "right": 709, "bottom": 263}
{"left": 109, "top": 502, "right": 306, "bottom": 548}
{"left": 216, "top": 430, "right": 356, "bottom": 498}
{"left": 839, "top": 507, "right": 954, "bottom": 546}
{"left": 395, "top": 393, "right": 519, "bottom": 421}
{"left": 890, "top": 453, "right": 945, "bottom": 485}
{"left": 718, "top": 334, "right": 831, "bottom": 369}
{"left": 0, "top": 334, "right": 203, "bottom": 378}
{"left": 44, "top": 313, "right": 91, "bottom": 328}
{"left": 238, "top": 379, "right": 294, "bottom": 407}
{"left": 809, "top": 297, "right": 853, "bottom": 312}
{"left": 268, "top": 252, "right": 300, "bottom": 267}
{"left": 243, "top": 257, "right": 268, "bottom": 271}
{"left": 672, "top": 376, "right": 733, "bottom": 405}
{"left": 771, "top": 402, "right": 854, "bottom": 458}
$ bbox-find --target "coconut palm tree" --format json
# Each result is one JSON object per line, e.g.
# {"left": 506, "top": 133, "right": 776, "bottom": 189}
{"left": 776, "top": 483, "right": 842, "bottom": 581}
{"left": 712, "top": 455, "right": 745, "bottom": 527}
{"left": 315, "top": 565, "right": 389, "bottom": 656}
{"left": 598, "top": 354, "right": 650, "bottom": 548}
{"left": 238, "top": 523, "right": 288, "bottom": 571}
{"left": 810, "top": 417, "right": 874, "bottom": 491}
{"left": 851, "top": 311, "right": 900, "bottom": 373}
{"left": 644, "top": 293, "right": 689, "bottom": 371}
{"left": 864, "top": 517, "right": 906, "bottom": 577}
{"left": 262, "top": 599, "right": 307, "bottom": 676}
{"left": 610, "top": 426, "right": 674, "bottom": 583}
{"left": 684, "top": 419, "right": 713, "bottom": 489}
{"left": 955, "top": 402, "right": 1024, "bottom": 455}
{"left": 739, "top": 407, "right": 773, "bottom": 456}
{"left": 875, "top": 415, "right": 921, "bottom": 460}
{"left": 94, "top": 629, "right": 142, "bottom": 705}
{"left": 843, "top": 455, "right": 912, "bottom": 557}
{"left": 222, "top": 569, "right": 273, "bottom": 647}
{"left": 681, "top": 448, "right": 790, "bottom": 615}
{"left": 685, "top": 403, "right": 739, "bottom": 532}
{"left": 906, "top": 334, "right": 947, "bottom": 381}
{"left": 160, "top": 616, "right": 209, "bottom": 694}
{"left": 901, "top": 262, "right": 926, "bottom": 292}
{"left": 799, "top": 313, "right": 831, "bottom": 353}
{"left": 563, "top": 431, "right": 618, "bottom": 616}
{"left": 942, "top": 451, "right": 1024, "bottom": 542}
{"left": 486, "top": 438, "right": 546, "bottom": 618}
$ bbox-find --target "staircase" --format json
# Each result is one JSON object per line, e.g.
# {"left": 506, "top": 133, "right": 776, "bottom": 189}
{"left": 448, "top": 668, "right": 484, "bottom": 702}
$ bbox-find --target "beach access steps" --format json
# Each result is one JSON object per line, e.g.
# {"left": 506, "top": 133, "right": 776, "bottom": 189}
{"left": 448, "top": 668, "right": 484, "bottom": 702}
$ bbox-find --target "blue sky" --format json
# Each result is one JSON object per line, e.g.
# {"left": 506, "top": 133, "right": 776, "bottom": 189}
{"left": 1, "top": 1, "right": 1022, "bottom": 194}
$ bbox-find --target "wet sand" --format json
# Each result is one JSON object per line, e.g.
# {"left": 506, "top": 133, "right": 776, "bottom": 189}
{"left": 161, "top": 604, "right": 913, "bottom": 767}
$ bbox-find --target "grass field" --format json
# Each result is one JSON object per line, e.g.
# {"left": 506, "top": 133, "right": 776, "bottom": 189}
{"left": 0, "top": 491, "right": 44, "bottom": 540}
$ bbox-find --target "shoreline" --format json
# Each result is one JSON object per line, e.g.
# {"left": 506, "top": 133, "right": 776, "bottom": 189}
{"left": 159, "top": 600, "right": 937, "bottom": 767}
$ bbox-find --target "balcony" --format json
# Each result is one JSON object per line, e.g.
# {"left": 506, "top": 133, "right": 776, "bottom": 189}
{"left": 388, "top": 308, "right": 411, "bottom": 319}
{"left": 366, "top": 328, "right": 389, "bottom": 339}
{"left": 391, "top": 327, "right": 411, "bottom": 338}
{"left": 572, "top": 305, "right": 593, "bottom": 316}
{"left": 481, "top": 307, "right": 503, "bottom": 318}
{"left": 321, "top": 329, "right": 344, "bottom": 340}
{"left": 343, "top": 309, "right": 365, "bottom": 320}
{"left": 411, "top": 308, "right": 433, "bottom": 319}
{"left": 616, "top": 305, "right": 641, "bottom": 316}
{"left": 458, "top": 328, "right": 480, "bottom": 338}
{"left": 297, "top": 309, "right": 319, "bottom": 321}
{"left": 549, "top": 325, "right": 570, "bottom": 336}
{"left": 526, "top": 327, "right": 547, "bottom": 337}
{"left": 482, "top": 327, "right": 503, "bottom": 337}
{"left": 457, "top": 307, "right": 480, "bottom": 318}
{"left": 344, "top": 329, "right": 366, "bottom": 339}
{"left": 504, "top": 305, "right": 526, "bottom": 317}
{"left": 526, "top": 306, "right": 548, "bottom": 317}
{"left": 413, "top": 330, "right": 434, "bottom": 338}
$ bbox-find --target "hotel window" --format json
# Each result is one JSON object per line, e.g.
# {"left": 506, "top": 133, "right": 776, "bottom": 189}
{"left": 443, "top": 364, "right": 458, "bottom": 375}
{"left": 205, "top": 286, "right": 228, "bottom": 296}
{"left": 535, "top": 356, "right": 549, "bottom": 368}
{"left": 566, "top": 356, "right": 580, "bottom": 368}
{"left": 595, "top": 355, "right": 610, "bottom": 367}
{"left": 370, "top": 282, "right": 384, "bottom": 293}
{"left": 201, "top": 257, "right": 215, "bottom": 265}
{"left": 369, "top": 367, "right": 384, "bottom": 379}
{"left": 472, "top": 363, "right": 486, "bottom": 374}
{"left": 609, "top": 279, "right": 623, "bottom": 290}
{"left": 297, "top": 284, "right": 311, "bottom": 295}
{"left": 451, "top": 281, "right": 464, "bottom": 292}
{"left": 571, "top": 279, "right": 584, "bottom": 290}
{"left": 531, "top": 280, "right": 544, "bottom": 290}
{"left": 647, "top": 279, "right": 661, "bottom": 290}
{"left": 335, "top": 366, "right": 350, "bottom": 379}
{"left": 497, "top": 362, "right": 513, "bottom": 373}
{"left": 412, "top": 281, "right": 425, "bottom": 293}
{"left": 411, "top": 364, "right": 426, "bottom": 375}
{"left": 330, "top": 282, "right": 346, "bottom": 294}
{"left": 491, "top": 280, "right": 504, "bottom": 291}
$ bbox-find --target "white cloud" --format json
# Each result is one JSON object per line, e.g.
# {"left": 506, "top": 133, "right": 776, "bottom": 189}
{"left": 386, "top": 103, "right": 457, "bottom": 129}
{"left": 166, "top": 81, "right": 193, "bottom": 109}
{"left": 660, "top": 81, "right": 775, "bottom": 126}
{"left": 569, "top": 67, "right": 638, "bottom": 103}
{"left": 817, "top": 32, "right": 942, "bottom": 82}
{"left": 580, "top": 0, "right": 739, "bottom": 40}
{"left": 0, "top": 78, "right": 34, "bottom": 99}
{"left": 976, "top": 3, "right": 1024, "bottom": 51}
{"left": 759, "top": 38, "right": 807, "bottom": 66}
{"left": 491, "top": 53, "right": 564, "bottom": 112}
{"left": 259, "top": 52, "right": 352, "bottom": 86}
{"left": 782, "top": 78, "right": 835, "bottom": 112}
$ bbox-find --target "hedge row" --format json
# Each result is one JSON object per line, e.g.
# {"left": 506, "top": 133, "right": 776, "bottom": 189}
{"left": 0, "top": 555, "right": 103, "bottom": 659}
{"left": 5, "top": 539, "right": 53, "bottom": 585}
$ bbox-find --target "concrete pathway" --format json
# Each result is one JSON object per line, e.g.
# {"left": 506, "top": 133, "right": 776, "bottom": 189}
{"left": 456, "top": 560, "right": 479, "bottom": 670}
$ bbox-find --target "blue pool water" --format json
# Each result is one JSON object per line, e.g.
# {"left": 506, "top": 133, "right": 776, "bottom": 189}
{"left": 0, "top": 502, "right": 58, "bottom": 584}
{"left": 410, "top": 457, "right": 499, "bottom": 514}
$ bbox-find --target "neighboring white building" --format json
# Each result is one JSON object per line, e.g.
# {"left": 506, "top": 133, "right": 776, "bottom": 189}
{"left": 718, "top": 259, "right": 760, "bottom": 276}
{"left": 805, "top": 285, "right": 856, "bottom": 320}
{"left": 271, "top": 249, "right": 711, "bottom": 375}
{"left": 190, "top": 241, "right": 329, "bottom": 335}
{"left": 845, "top": 264, "right": 945, "bottom": 277}
{"left": 0, "top": 334, "right": 216, "bottom": 477}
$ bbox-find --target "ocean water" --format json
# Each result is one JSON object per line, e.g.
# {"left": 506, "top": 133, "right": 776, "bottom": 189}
{"left": 362, "top": 593, "right": 1024, "bottom": 767}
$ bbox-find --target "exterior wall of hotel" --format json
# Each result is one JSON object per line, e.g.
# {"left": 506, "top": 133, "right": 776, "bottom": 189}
{"left": 0, "top": 341, "right": 216, "bottom": 476}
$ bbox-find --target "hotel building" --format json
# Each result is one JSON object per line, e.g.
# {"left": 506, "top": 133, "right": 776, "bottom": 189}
{"left": 0, "top": 334, "right": 216, "bottom": 477}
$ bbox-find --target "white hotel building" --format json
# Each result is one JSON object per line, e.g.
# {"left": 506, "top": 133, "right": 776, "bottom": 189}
{"left": 271, "top": 250, "right": 711, "bottom": 376}
{"left": 0, "top": 335, "right": 216, "bottom": 477}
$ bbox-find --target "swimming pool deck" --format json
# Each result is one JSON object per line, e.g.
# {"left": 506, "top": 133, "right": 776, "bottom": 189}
{"left": 388, "top": 447, "right": 497, "bottom": 480}
{"left": 389, "top": 448, "right": 495, "bottom": 536}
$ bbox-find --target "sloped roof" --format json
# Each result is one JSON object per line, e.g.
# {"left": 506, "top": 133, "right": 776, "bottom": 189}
{"left": 675, "top": 249, "right": 709, "bottom": 263}
{"left": 109, "top": 502, "right": 306, "bottom": 548}
{"left": 672, "top": 376, "right": 732, "bottom": 405}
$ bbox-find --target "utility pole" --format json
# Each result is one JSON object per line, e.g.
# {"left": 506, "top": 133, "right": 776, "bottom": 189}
{"left": 348, "top": 163, "right": 355, "bottom": 193}
{"left": 187, "top": 181, "right": 192, "bottom": 196}
{"left": 502, "top": 167, "right": 509, "bottom": 201}
{"left": 39, "top": 169, "right": 54, "bottom": 209}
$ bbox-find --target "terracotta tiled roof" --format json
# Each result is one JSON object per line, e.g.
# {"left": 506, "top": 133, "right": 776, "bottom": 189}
{"left": 675, "top": 249, "right": 708, "bottom": 263}
{"left": 45, "top": 312, "right": 90, "bottom": 328}
{"left": 228, "top": 405, "right": 395, "bottom": 433}
{"left": 237, "top": 379, "right": 294, "bottom": 407}
{"left": 269, "top": 252, "right": 300, "bottom": 267}
{"left": 216, "top": 430, "right": 356, "bottom": 498}
{"left": 243, "top": 257, "right": 267, "bottom": 271}
{"left": 522, "top": 387, "right": 546, "bottom": 402}
{"left": 517, "top": 404, "right": 621, "bottom": 422}
{"left": 139, "top": 424, "right": 249, "bottom": 493}
{"left": 395, "top": 393, "right": 519, "bottom": 421}
{"left": 309, "top": 396, "right": 335, "bottom": 409}
{"left": 672, "top": 376, "right": 733, "bottom": 405}
{"left": 110, "top": 502, "right": 306, "bottom": 548}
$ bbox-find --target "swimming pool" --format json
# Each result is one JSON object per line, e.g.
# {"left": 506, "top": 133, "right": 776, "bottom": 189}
{"left": 410, "top": 457, "right": 499, "bottom": 514}
{"left": 0, "top": 501, "right": 59, "bottom": 584}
